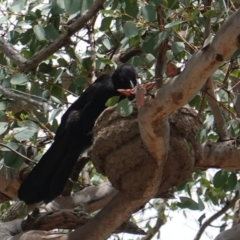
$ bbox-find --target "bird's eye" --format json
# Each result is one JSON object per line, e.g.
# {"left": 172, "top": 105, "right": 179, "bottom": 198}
{"left": 120, "top": 78, "right": 125, "bottom": 82}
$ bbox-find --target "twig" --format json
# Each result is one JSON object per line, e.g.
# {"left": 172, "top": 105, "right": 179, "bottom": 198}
{"left": 141, "top": 199, "right": 166, "bottom": 240}
{"left": 0, "top": 86, "right": 48, "bottom": 111}
{"left": 155, "top": 5, "right": 169, "bottom": 89}
{"left": 193, "top": 193, "right": 239, "bottom": 240}
{"left": 0, "top": 142, "right": 34, "bottom": 163}
{"left": 205, "top": 78, "right": 230, "bottom": 140}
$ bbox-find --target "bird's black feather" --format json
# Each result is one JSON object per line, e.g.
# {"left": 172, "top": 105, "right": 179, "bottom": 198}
{"left": 18, "top": 64, "right": 137, "bottom": 204}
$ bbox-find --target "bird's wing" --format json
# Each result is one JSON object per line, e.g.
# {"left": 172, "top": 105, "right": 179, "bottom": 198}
{"left": 55, "top": 74, "right": 112, "bottom": 139}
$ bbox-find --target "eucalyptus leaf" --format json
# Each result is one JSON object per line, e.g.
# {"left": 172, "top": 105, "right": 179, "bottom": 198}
{"left": 10, "top": 73, "right": 28, "bottom": 85}
{"left": 142, "top": 5, "right": 157, "bottom": 22}
{"left": 64, "top": 0, "right": 81, "bottom": 14}
{"left": 10, "top": 0, "right": 26, "bottom": 12}
{"left": 105, "top": 96, "right": 120, "bottom": 107}
{"left": 165, "top": 20, "right": 185, "bottom": 28}
{"left": 213, "top": 170, "right": 228, "bottom": 188}
{"left": 13, "top": 127, "right": 36, "bottom": 141}
{"left": 116, "top": 98, "right": 133, "bottom": 117}
{"left": 123, "top": 22, "right": 138, "bottom": 39}
{"left": 0, "top": 122, "right": 8, "bottom": 135}
{"left": 33, "top": 25, "right": 45, "bottom": 41}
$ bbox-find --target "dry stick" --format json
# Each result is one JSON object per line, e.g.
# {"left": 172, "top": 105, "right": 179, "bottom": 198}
{"left": 205, "top": 78, "right": 230, "bottom": 140}
{"left": 193, "top": 193, "right": 239, "bottom": 240}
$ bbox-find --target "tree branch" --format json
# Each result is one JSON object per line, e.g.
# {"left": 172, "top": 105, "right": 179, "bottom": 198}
{"left": 25, "top": 0, "right": 106, "bottom": 72}
{"left": 0, "top": 86, "right": 48, "bottom": 110}
{"left": 0, "top": 0, "right": 106, "bottom": 73}
{"left": 204, "top": 78, "right": 230, "bottom": 140}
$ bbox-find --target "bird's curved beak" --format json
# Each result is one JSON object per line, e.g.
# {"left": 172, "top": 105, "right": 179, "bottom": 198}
{"left": 130, "top": 80, "right": 135, "bottom": 88}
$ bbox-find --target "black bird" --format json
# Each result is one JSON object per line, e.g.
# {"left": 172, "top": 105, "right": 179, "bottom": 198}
{"left": 18, "top": 64, "right": 137, "bottom": 204}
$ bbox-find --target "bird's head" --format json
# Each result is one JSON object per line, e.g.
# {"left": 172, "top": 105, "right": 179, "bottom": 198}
{"left": 112, "top": 64, "right": 137, "bottom": 90}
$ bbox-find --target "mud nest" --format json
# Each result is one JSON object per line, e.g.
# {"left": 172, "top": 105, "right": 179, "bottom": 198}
{"left": 92, "top": 104, "right": 201, "bottom": 199}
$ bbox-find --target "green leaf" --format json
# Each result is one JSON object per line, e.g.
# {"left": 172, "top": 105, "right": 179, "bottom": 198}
{"left": 0, "top": 102, "right": 6, "bottom": 110}
{"left": 0, "top": 69, "right": 5, "bottom": 80}
{"left": 156, "top": 31, "right": 170, "bottom": 45}
{"left": 42, "top": 90, "right": 51, "bottom": 100}
{"left": 123, "top": 22, "right": 138, "bottom": 39}
{"left": 177, "top": 196, "right": 199, "bottom": 210}
{"left": 18, "top": 120, "right": 39, "bottom": 133}
{"left": 44, "top": 25, "right": 60, "bottom": 41}
{"left": 124, "top": 0, "right": 139, "bottom": 18}
{"left": 19, "top": 29, "right": 33, "bottom": 45}
{"left": 100, "top": 17, "right": 112, "bottom": 32}
{"left": 0, "top": 16, "right": 7, "bottom": 24}
{"left": 74, "top": 76, "right": 87, "bottom": 87}
{"left": 226, "top": 172, "right": 237, "bottom": 190}
{"left": 116, "top": 98, "right": 133, "bottom": 117}
{"left": 172, "top": 41, "right": 185, "bottom": 54}
{"left": 58, "top": 58, "right": 68, "bottom": 67}
{"left": 1, "top": 142, "right": 19, "bottom": 151}
{"left": 10, "top": 0, "right": 26, "bottom": 12}
{"left": 64, "top": 0, "right": 81, "bottom": 14}
{"left": 38, "top": 63, "right": 54, "bottom": 73}
{"left": 50, "top": 95, "right": 63, "bottom": 104}
{"left": 213, "top": 170, "right": 228, "bottom": 188}
{"left": 142, "top": 5, "right": 157, "bottom": 22}
{"left": 165, "top": 20, "right": 185, "bottom": 28}
{"left": 54, "top": 68, "right": 63, "bottom": 83}
{"left": 10, "top": 73, "right": 28, "bottom": 85}
{"left": 3, "top": 145, "right": 25, "bottom": 170}
{"left": 142, "top": 35, "right": 156, "bottom": 54}
{"left": 80, "top": 0, "right": 95, "bottom": 13}
{"left": 51, "top": 0, "right": 65, "bottom": 15}
{"left": 13, "top": 127, "right": 36, "bottom": 141}
{"left": 105, "top": 96, "right": 120, "bottom": 107}
{"left": 4, "top": 151, "right": 18, "bottom": 166}
{"left": 33, "top": 25, "right": 45, "bottom": 41}
{"left": 8, "top": 31, "right": 20, "bottom": 44}
{"left": 0, "top": 122, "right": 8, "bottom": 135}
{"left": 197, "top": 195, "right": 205, "bottom": 211}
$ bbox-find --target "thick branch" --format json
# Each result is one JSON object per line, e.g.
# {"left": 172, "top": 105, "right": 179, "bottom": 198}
{"left": 197, "top": 140, "right": 240, "bottom": 169}
{"left": 64, "top": 192, "right": 148, "bottom": 240}
{"left": 0, "top": 38, "right": 27, "bottom": 70}
{"left": 138, "top": 8, "right": 240, "bottom": 165}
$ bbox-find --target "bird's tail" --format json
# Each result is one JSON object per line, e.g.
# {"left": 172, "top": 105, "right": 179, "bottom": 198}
{"left": 18, "top": 134, "right": 88, "bottom": 204}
